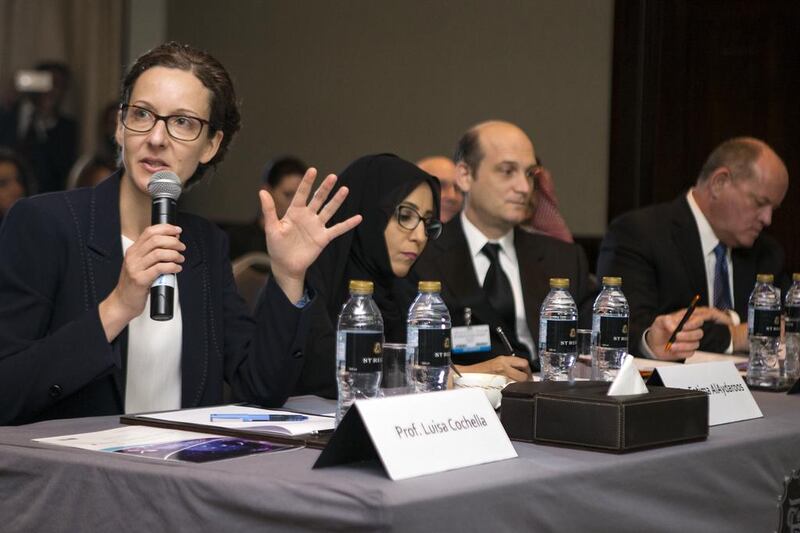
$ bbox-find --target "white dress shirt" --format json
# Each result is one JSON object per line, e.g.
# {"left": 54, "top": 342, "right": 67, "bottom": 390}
{"left": 686, "top": 190, "right": 737, "bottom": 311}
{"left": 641, "top": 190, "right": 737, "bottom": 356}
{"left": 122, "top": 235, "right": 183, "bottom": 413}
{"left": 460, "top": 212, "right": 536, "bottom": 356}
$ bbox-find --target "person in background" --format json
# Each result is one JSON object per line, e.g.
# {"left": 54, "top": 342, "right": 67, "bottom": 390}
{"left": 224, "top": 156, "right": 307, "bottom": 259}
{"left": 66, "top": 154, "right": 116, "bottom": 189}
{"left": 0, "top": 42, "right": 359, "bottom": 425}
{"left": 0, "top": 62, "right": 78, "bottom": 193}
{"left": 417, "top": 155, "right": 463, "bottom": 223}
{"left": 523, "top": 159, "right": 574, "bottom": 243}
{"left": 294, "top": 154, "right": 441, "bottom": 398}
{"left": 97, "top": 101, "right": 121, "bottom": 161}
{"left": 598, "top": 137, "right": 789, "bottom": 360}
{"left": 414, "top": 120, "right": 594, "bottom": 381}
{"left": 0, "top": 147, "right": 34, "bottom": 227}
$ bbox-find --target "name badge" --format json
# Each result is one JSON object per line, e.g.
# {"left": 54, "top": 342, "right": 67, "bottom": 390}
{"left": 451, "top": 325, "right": 492, "bottom": 354}
{"left": 314, "top": 388, "right": 517, "bottom": 480}
{"left": 647, "top": 361, "right": 762, "bottom": 426}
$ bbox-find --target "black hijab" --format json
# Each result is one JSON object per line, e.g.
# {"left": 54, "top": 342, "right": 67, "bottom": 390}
{"left": 309, "top": 153, "right": 441, "bottom": 342}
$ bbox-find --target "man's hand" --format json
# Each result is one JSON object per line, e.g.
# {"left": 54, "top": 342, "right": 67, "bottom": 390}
{"left": 455, "top": 355, "right": 532, "bottom": 382}
{"left": 646, "top": 307, "right": 723, "bottom": 360}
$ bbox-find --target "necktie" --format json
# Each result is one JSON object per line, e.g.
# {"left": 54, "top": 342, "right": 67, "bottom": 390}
{"left": 713, "top": 242, "right": 732, "bottom": 311}
{"left": 481, "top": 243, "right": 515, "bottom": 331}
{"left": 480, "top": 243, "right": 532, "bottom": 358}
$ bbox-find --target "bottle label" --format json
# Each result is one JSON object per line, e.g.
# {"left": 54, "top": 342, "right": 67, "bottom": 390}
{"left": 417, "top": 329, "right": 451, "bottom": 367}
{"left": 345, "top": 332, "right": 383, "bottom": 372}
{"left": 599, "top": 316, "right": 628, "bottom": 348}
{"left": 546, "top": 320, "right": 577, "bottom": 352}
{"left": 751, "top": 309, "right": 781, "bottom": 337}
{"left": 786, "top": 307, "right": 800, "bottom": 333}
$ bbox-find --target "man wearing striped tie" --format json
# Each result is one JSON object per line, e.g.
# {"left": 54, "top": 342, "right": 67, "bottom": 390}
{"left": 598, "top": 137, "right": 789, "bottom": 360}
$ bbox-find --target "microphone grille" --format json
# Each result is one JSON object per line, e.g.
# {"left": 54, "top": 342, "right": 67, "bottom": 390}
{"left": 148, "top": 171, "right": 182, "bottom": 200}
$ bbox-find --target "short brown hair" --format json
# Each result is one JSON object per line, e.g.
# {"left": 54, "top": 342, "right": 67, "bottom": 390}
{"left": 121, "top": 41, "right": 241, "bottom": 186}
{"left": 453, "top": 127, "right": 484, "bottom": 176}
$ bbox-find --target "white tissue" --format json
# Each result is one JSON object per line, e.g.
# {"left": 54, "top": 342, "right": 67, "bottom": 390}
{"left": 607, "top": 354, "right": 649, "bottom": 396}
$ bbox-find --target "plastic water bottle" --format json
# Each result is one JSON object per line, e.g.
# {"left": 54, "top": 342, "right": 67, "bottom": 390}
{"left": 408, "top": 281, "right": 452, "bottom": 392}
{"left": 538, "top": 278, "right": 578, "bottom": 381}
{"left": 784, "top": 273, "right": 800, "bottom": 383}
{"left": 336, "top": 280, "right": 384, "bottom": 425}
{"left": 591, "top": 276, "right": 629, "bottom": 381}
{"left": 746, "top": 274, "right": 782, "bottom": 388}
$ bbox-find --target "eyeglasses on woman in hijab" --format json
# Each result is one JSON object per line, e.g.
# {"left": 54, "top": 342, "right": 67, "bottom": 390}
{"left": 394, "top": 204, "right": 442, "bottom": 240}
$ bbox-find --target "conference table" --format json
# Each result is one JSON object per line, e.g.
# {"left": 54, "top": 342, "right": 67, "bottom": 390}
{"left": 0, "top": 389, "right": 798, "bottom": 532}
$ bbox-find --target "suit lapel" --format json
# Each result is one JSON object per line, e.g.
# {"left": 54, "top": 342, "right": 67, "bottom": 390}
{"left": 670, "top": 196, "right": 709, "bottom": 306}
{"left": 85, "top": 173, "right": 126, "bottom": 405}
{"left": 514, "top": 228, "right": 550, "bottom": 342}
{"left": 177, "top": 215, "right": 207, "bottom": 407}
{"left": 433, "top": 218, "right": 505, "bottom": 329}
{"left": 732, "top": 248, "right": 757, "bottom": 317}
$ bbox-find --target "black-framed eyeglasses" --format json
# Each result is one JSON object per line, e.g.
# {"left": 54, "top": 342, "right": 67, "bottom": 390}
{"left": 395, "top": 204, "right": 442, "bottom": 240}
{"left": 120, "top": 104, "right": 211, "bottom": 141}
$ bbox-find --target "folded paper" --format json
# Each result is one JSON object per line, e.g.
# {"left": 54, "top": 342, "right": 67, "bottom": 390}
{"left": 607, "top": 354, "right": 648, "bottom": 396}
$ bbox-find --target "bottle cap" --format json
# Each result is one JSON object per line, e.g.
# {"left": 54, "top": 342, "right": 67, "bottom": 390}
{"left": 602, "top": 276, "right": 622, "bottom": 286}
{"left": 756, "top": 274, "right": 774, "bottom": 284}
{"left": 549, "top": 278, "right": 570, "bottom": 289}
{"left": 418, "top": 280, "right": 442, "bottom": 292}
{"left": 349, "top": 279, "right": 374, "bottom": 294}
{"left": 793, "top": 273, "right": 800, "bottom": 282}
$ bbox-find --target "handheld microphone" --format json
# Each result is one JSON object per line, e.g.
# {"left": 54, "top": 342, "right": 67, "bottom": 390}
{"left": 147, "top": 170, "right": 183, "bottom": 321}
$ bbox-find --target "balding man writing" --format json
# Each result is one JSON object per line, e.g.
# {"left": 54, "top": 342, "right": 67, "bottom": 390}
{"left": 598, "top": 137, "right": 789, "bottom": 359}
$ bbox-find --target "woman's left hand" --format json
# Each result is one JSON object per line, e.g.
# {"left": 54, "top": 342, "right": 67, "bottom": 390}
{"left": 260, "top": 167, "right": 361, "bottom": 302}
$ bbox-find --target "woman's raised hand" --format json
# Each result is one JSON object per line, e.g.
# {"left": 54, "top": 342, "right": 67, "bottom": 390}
{"left": 261, "top": 167, "right": 361, "bottom": 302}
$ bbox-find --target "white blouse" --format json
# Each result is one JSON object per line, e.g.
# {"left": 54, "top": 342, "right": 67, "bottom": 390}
{"left": 121, "top": 235, "right": 182, "bottom": 413}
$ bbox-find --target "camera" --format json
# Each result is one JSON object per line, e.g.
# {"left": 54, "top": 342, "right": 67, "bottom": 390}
{"left": 14, "top": 70, "right": 53, "bottom": 93}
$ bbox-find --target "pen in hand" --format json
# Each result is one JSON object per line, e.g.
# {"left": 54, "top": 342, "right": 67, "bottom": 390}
{"left": 664, "top": 294, "right": 701, "bottom": 352}
{"left": 495, "top": 326, "right": 516, "bottom": 357}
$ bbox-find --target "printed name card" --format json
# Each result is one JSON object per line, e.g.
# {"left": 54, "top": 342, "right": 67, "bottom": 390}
{"left": 647, "top": 361, "right": 762, "bottom": 426}
{"left": 313, "top": 388, "right": 517, "bottom": 480}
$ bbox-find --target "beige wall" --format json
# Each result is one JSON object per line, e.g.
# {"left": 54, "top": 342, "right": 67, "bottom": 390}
{"left": 163, "top": 0, "right": 613, "bottom": 235}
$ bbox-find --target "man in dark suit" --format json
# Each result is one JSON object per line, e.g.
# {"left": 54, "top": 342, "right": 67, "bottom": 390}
{"left": 413, "top": 120, "right": 593, "bottom": 381}
{"left": 598, "top": 137, "right": 789, "bottom": 359}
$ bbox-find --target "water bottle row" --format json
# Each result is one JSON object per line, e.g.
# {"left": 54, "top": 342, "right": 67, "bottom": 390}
{"left": 336, "top": 280, "right": 451, "bottom": 424}
{"left": 334, "top": 271, "right": 800, "bottom": 424}
{"left": 539, "top": 276, "right": 629, "bottom": 382}
{"left": 544, "top": 272, "right": 800, "bottom": 387}
{"left": 746, "top": 273, "right": 800, "bottom": 388}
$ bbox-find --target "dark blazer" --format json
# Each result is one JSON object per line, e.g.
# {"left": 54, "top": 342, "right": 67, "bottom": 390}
{"left": 0, "top": 174, "right": 312, "bottom": 425}
{"left": 597, "top": 194, "right": 786, "bottom": 356}
{"left": 412, "top": 216, "right": 594, "bottom": 366}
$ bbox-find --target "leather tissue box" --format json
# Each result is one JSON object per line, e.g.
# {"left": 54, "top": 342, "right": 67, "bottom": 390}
{"left": 501, "top": 381, "right": 708, "bottom": 452}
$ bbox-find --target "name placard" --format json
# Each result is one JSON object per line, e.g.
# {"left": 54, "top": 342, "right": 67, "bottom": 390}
{"left": 314, "top": 388, "right": 517, "bottom": 480}
{"left": 647, "top": 361, "right": 762, "bottom": 426}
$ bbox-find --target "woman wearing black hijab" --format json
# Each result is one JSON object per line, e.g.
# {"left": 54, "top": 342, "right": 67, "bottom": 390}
{"left": 295, "top": 154, "right": 442, "bottom": 398}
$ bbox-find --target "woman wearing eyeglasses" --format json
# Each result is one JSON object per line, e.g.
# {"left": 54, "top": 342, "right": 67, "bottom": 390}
{"left": 0, "top": 42, "right": 358, "bottom": 425}
{"left": 293, "top": 154, "right": 442, "bottom": 398}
